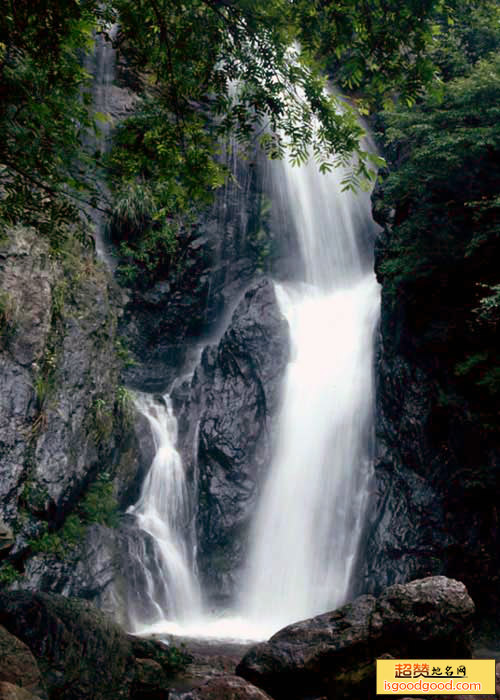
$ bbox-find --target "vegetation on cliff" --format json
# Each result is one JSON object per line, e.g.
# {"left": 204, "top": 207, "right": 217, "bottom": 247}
{"left": 375, "top": 0, "right": 500, "bottom": 429}
{"left": 366, "top": 0, "right": 500, "bottom": 618}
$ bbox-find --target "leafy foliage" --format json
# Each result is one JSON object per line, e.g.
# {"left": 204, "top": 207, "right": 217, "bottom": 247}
{"left": 0, "top": 290, "right": 13, "bottom": 333}
{"left": 29, "top": 515, "right": 86, "bottom": 557}
{"left": 91, "top": 397, "right": 114, "bottom": 443}
{"left": 377, "top": 53, "right": 500, "bottom": 418}
{"left": 0, "top": 1, "right": 104, "bottom": 239}
{"left": 0, "top": 562, "right": 23, "bottom": 585}
{"left": 101, "top": 0, "right": 452, "bottom": 282}
{"left": 293, "top": 0, "right": 446, "bottom": 109}
{"left": 80, "top": 472, "right": 119, "bottom": 528}
{"left": 1, "top": 0, "right": 453, "bottom": 278}
{"left": 429, "top": 0, "right": 500, "bottom": 80}
{"left": 108, "top": 180, "right": 180, "bottom": 284}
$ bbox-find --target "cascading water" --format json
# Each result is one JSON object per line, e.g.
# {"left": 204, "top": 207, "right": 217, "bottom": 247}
{"left": 238, "top": 156, "right": 380, "bottom": 637}
{"left": 127, "top": 394, "right": 202, "bottom": 633}
{"left": 126, "top": 138, "right": 380, "bottom": 641}
{"left": 83, "top": 26, "right": 118, "bottom": 267}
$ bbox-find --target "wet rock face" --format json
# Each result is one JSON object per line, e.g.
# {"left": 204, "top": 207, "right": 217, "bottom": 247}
{"left": 237, "top": 576, "right": 475, "bottom": 700}
{"left": 0, "top": 227, "right": 122, "bottom": 523}
{"left": 174, "top": 278, "right": 290, "bottom": 605}
{"left": 357, "top": 212, "right": 500, "bottom": 613}
{"left": 120, "top": 154, "right": 267, "bottom": 393}
{"left": 355, "top": 342, "right": 449, "bottom": 592}
{"left": 119, "top": 149, "right": 300, "bottom": 394}
{"left": 0, "top": 229, "right": 55, "bottom": 522}
{"left": 0, "top": 227, "right": 156, "bottom": 619}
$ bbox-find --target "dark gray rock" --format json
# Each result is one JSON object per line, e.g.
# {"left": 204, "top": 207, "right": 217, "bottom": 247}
{"left": 0, "top": 227, "right": 152, "bottom": 619}
{"left": 173, "top": 278, "right": 289, "bottom": 605}
{"left": 119, "top": 168, "right": 262, "bottom": 392}
{"left": 31, "top": 256, "right": 121, "bottom": 516}
{"left": 354, "top": 346, "right": 449, "bottom": 592}
{"left": 0, "top": 228, "right": 55, "bottom": 368}
{"left": 362, "top": 173, "right": 500, "bottom": 622}
{"left": 113, "top": 408, "right": 155, "bottom": 509}
{"left": 118, "top": 146, "right": 298, "bottom": 393}
{"left": 17, "top": 524, "right": 128, "bottom": 625}
{"left": 0, "top": 229, "right": 55, "bottom": 522}
{"left": 236, "top": 576, "right": 474, "bottom": 700}
{"left": 0, "top": 226, "right": 123, "bottom": 523}
{"left": 355, "top": 217, "right": 500, "bottom": 613}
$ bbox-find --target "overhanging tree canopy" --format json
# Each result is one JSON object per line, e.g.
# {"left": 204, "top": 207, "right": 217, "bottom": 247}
{"left": 0, "top": 0, "right": 460, "bottom": 236}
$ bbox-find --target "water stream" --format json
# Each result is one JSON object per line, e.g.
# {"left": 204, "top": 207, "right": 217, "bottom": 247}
{"left": 240, "top": 155, "right": 380, "bottom": 636}
{"left": 83, "top": 27, "right": 118, "bottom": 268}
{"left": 127, "top": 394, "right": 203, "bottom": 633}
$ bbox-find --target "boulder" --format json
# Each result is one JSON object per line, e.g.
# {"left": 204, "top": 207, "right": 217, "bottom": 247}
{"left": 236, "top": 576, "right": 475, "bottom": 700}
{"left": 131, "top": 658, "right": 170, "bottom": 700}
{"left": 172, "top": 676, "right": 273, "bottom": 700}
{"left": 0, "top": 591, "right": 135, "bottom": 699}
{"left": 0, "top": 591, "right": 184, "bottom": 700}
{"left": 0, "top": 626, "right": 45, "bottom": 697}
{"left": 0, "top": 683, "right": 42, "bottom": 700}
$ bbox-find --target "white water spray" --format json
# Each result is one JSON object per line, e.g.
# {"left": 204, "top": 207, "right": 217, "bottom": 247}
{"left": 238, "top": 154, "right": 381, "bottom": 638}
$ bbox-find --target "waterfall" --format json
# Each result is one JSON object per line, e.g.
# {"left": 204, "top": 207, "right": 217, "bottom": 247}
{"left": 125, "top": 147, "right": 380, "bottom": 642}
{"left": 83, "top": 27, "right": 118, "bottom": 267}
{"left": 127, "top": 394, "right": 202, "bottom": 633}
{"left": 238, "top": 154, "right": 381, "bottom": 637}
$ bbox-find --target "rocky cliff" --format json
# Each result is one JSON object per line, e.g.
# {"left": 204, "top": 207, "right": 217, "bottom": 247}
{"left": 358, "top": 183, "right": 500, "bottom": 624}
{"left": 0, "top": 226, "right": 152, "bottom": 619}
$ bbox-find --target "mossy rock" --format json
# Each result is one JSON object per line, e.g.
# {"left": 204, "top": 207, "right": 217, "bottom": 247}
{"left": 0, "top": 592, "right": 188, "bottom": 700}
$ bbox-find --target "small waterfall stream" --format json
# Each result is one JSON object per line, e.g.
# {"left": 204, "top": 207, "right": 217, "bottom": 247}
{"left": 128, "top": 394, "right": 202, "bottom": 633}
{"left": 83, "top": 27, "right": 118, "bottom": 267}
